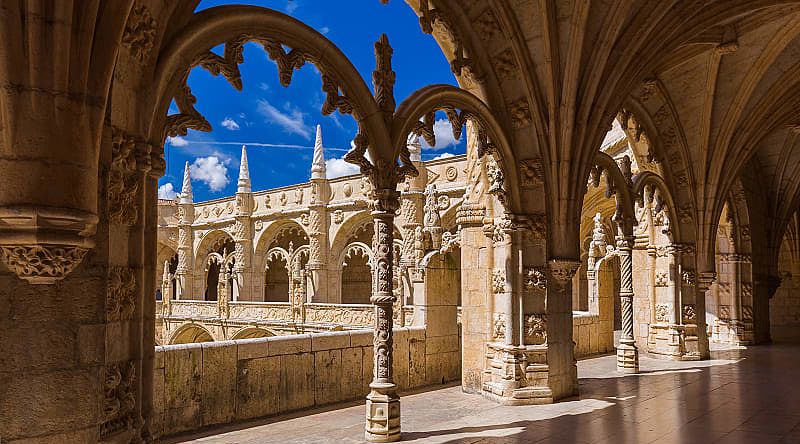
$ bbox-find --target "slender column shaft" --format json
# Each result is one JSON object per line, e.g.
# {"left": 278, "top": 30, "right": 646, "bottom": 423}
{"left": 365, "top": 189, "right": 401, "bottom": 443}
{"left": 616, "top": 234, "right": 639, "bottom": 373}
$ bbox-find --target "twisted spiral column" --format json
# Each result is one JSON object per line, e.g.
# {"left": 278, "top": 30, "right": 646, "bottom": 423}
{"left": 616, "top": 234, "right": 639, "bottom": 373}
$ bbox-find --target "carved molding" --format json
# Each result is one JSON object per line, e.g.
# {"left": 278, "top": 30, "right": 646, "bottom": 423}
{"left": 492, "top": 269, "right": 507, "bottom": 293}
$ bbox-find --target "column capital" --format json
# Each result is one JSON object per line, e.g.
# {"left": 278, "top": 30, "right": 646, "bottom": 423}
{"left": 548, "top": 258, "right": 581, "bottom": 286}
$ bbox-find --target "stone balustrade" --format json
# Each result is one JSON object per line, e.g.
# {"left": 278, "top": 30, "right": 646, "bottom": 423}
{"left": 151, "top": 326, "right": 460, "bottom": 439}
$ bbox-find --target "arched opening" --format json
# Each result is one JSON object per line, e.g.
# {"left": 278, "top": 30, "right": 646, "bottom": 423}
{"left": 170, "top": 324, "right": 214, "bottom": 344}
{"left": 203, "top": 237, "right": 235, "bottom": 301}
{"left": 341, "top": 243, "right": 372, "bottom": 304}
{"left": 231, "top": 327, "right": 275, "bottom": 340}
{"left": 264, "top": 251, "right": 290, "bottom": 302}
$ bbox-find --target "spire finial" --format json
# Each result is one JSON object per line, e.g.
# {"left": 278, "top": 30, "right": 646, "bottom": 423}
{"left": 407, "top": 133, "right": 422, "bottom": 162}
{"left": 179, "top": 161, "right": 193, "bottom": 204}
{"left": 311, "top": 124, "right": 326, "bottom": 179}
{"left": 238, "top": 145, "right": 251, "bottom": 193}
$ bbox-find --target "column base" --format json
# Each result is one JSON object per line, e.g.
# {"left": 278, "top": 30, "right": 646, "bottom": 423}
{"left": 616, "top": 341, "right": 639, "bottom": 373}
{"left": 481, "top": 344, "right": 554, "bottom": 405}
{"left": 365, "top": 384, "right": 400, "bottom": 443}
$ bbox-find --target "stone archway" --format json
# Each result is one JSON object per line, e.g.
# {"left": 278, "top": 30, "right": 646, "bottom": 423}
{"left": 170, "top": 323, "right": 215, "bottom": 344}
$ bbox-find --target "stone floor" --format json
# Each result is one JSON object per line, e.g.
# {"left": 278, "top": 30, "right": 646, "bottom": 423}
{"left": 167, "top": 330, "right": 800, "bottom": 444}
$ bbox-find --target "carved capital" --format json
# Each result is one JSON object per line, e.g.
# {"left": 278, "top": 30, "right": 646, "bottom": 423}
{"left": 548, "top": 258, "right": 581, "bottom": 286}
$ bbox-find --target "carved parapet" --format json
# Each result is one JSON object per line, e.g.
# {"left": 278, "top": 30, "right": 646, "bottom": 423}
{"left": 0, "top": 206, "right": 97, "bottom": 284}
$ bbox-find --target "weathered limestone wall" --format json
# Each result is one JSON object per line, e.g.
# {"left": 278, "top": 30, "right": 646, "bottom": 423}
{"left": 151, "top": 326, "right": 459, "bottom": 439}
{"left": 572, "top": 312, "right": 614, "bottom": 358}
{"left": 771, "top": 276, "right": 800, "bottom": 327}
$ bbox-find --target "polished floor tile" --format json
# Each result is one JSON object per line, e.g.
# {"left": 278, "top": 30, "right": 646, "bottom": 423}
{"left": 166, "top": 332, "right": 800, "bottom": 444}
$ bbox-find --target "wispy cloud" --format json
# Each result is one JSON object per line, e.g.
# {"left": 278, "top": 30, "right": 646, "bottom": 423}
{"left": 221, "top": 117, "right": 240, "bottom": 131}
{"left": 320, "top": 26, "right": 330, "bottom": 35}
{"left": 431, "top": 152, "right": 456, "bottom": 160}
{"left": 285, "top": 0, "right": 298, "bottom": 14}
{"left": 167, "top": 136, "right": 189, "bottom": 147}
{"left": 259, "top": 82, "right": 270, "bottom": 92}
{"left": 325, "top": 157, "right": 360, "bottom": 178}
{"left": 158, "top": 183, "right": 178, "bottom": 199}
{"left": 420, "top": 119, "right": 461, "bottom": 150}
{"left": 178, "top": 140, "right": 349, "bottom": 153}
{"left": 190, "top": 156, "right": 230, "bottom": 192}
{"left": 257, "top": 99, "right": 313, "bottom": 140}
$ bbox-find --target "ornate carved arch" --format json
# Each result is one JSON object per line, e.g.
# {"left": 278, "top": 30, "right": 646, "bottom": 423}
{"left": 147, "top": 5, "right": 393, "bottom": 164}
{"left": 394, "top": 85, "right": 521, "bottom": 212}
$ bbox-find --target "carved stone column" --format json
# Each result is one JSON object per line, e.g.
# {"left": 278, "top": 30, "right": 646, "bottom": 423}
{"left": 547, "top": 259, "right": 581, "bottom": 399}
{"left": 616, "top": 234, "right": 639, "bottom": 373}
{"left": 365, "top": 188, "right": 401, "bottom": 443}
{"left": 695, "top": 272, "right": 715, "bottom": 359}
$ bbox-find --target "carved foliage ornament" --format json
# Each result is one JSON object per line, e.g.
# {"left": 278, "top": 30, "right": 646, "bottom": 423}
{"left": 122, "top": 5, "right": 156, "bottom": 62}
{"left": 101, "top": 361, "right": 137, "bottom": 437}
{"left": 107, "top": 266, "right": 137, "bottom": 322}
{"left": 524, "top": 314, "right": 547, "bottom": 345}
{"left": 109, "top": 128, "right": 139, "bottom": 225}
{"left": 0, "top": 245, "right": 88, "bottom": 285}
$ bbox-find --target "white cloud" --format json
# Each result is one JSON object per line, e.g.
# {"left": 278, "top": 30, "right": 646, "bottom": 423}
{"left": 259, "top": 82, "right": 270, "bottom": 92}
{"left": 325, "top": 157, "right": 360, "bottom": 179}
{"left": 285, "top": 0, "right": 298, "bottom": 13}
{"left": 221, "top": 117, "right": 240, "bottom": 131}
{"left": 420, "top": 119, "right": 460, "bottom": 150}
{"left": 167, "top": 136, "right": 188, "bottom": 147}
{"left": 431, "top": 152, "right": 456, "bottom": 160}
{"left": 190, "top": 156, "right": 229, "bottom": 192}
{"left": 158, "top": 183, "right": 178, "bottom": 200}
{"left": 257, "top": 99, "right": 313, "bottom": 140}
{"left": 320, "top": 26, "right": 330, "bottom": 35}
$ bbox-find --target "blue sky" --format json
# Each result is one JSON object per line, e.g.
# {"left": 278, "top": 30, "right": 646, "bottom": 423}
{"left": 158, "top": 0, "right": 465, "bottom": 202}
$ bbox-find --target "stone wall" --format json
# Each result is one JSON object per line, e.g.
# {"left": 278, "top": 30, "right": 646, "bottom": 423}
{"left": 573, "top": 312, "right": 614, "bottom": 358}
{"left": 771, "top": 275, "right": 800, "bottom": 327}
{"left": 151, "top": 326, "right": 459, "bottom": 439}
